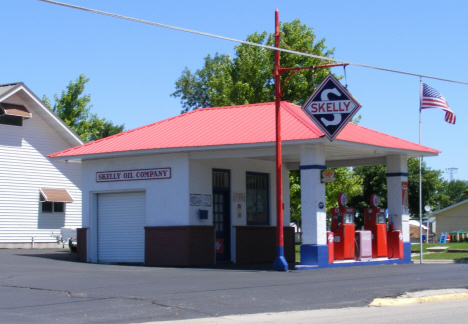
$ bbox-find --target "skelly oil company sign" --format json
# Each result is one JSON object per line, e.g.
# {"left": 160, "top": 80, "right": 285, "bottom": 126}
{"left": 96, "top": 168, "right": 171, "bottom": 182}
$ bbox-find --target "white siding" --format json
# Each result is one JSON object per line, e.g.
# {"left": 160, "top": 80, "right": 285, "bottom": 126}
{"left": 435, "top": 202, "right": 468, "bottom": 236}
{"left": 81, "top": 153, "right": 190, "bottom": 262}
{"left": 0, "top": 95, "right": 81, "bottom": 244}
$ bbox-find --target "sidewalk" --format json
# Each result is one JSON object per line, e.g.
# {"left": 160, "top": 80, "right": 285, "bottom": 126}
{"left": 147, "top": 289, "right": 468, "bottom": 324}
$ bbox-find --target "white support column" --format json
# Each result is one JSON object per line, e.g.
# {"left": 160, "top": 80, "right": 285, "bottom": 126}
{"left": 386, "top": 155, "right": 411, "bottom": 260}
{"left": 299, "top": 145, "right": 328, "bottom": 266}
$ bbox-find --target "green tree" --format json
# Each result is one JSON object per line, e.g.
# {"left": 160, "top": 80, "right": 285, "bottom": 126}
{"left": 349, "top": 165, "right": 387, "bottom": 215}
{"left": 325, "top": 168, "right": 363, "bottom": 214}
{"left": 171, "top": 19, "right": 335, "bottom": 113}
{"left": 437, "top": 179, "right": 468, "bottom": 209}
{"left": 407, "top": 158, "right": 446, "bottom": 216}
{"left": 289, "top": 168, "right": 363, "bottom": 228}
{"left": 89, "top": 120, "right": 125, "bottom": 142}
{"left": 42, "top": 74, "right": 124, "bottom": 142}
{"left": 350, "top": 158, "right": 449, "bottom": 218}
{"left": 289, "top": 170, "right": 302, "bottom": 225}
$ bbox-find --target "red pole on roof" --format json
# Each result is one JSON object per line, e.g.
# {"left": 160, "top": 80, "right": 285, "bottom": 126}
{"left": 273, "top": 9, "right": 288, "bottom": 271}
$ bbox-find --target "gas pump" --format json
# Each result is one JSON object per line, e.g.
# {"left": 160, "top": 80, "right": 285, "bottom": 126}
{"left": 364, "top": 194, "right": 387, "bottom": 258}
{"left": 330, "top": 193, "right": 355, "bottom": 260}
{"left": 387, "top": 215, "right": 404, "bottom": 259}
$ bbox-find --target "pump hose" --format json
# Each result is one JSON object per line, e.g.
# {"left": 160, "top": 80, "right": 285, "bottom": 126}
{"left": 387, "top": 234, "right": 394, "bottom": 259}
{"left": 354, "top": 236, "right": 359, "bottom": 260}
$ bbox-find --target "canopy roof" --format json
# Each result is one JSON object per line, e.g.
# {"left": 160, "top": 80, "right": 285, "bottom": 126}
{"left": 48, "top": 101, "right": 439, "bottom": 163}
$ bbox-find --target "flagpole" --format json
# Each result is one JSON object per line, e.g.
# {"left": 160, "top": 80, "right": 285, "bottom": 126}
{"left": 419, "top": 77, "right": 423, "bottom": 264}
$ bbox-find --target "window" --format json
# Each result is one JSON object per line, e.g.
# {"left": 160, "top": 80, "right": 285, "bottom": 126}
{"left": 0, "top": 114, "right": 23, "bottom": 126}
{"left": 0, "top": 103, "right": 30, "bottom": 126}
{"left": 246, "top": 172, "right": 269, "bottom": 225}
{"left": 54, "top": 202, "right": 64, "bottom": 213}
{"left": 42, "top": 201, "right": 53, "bottom": 213}
{"left": 39, "top": 189, "right": 72, "bottom": 213}
{"left": 41, "top": 201, "right": 65, "bottom": 213}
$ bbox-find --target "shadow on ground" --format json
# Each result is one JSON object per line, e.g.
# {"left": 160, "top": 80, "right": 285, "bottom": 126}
{"left": 16, "top": 250, "right": 79, "bottom": 262}
{"left": 13, "top": 249, "right": 298, "bottom": 270}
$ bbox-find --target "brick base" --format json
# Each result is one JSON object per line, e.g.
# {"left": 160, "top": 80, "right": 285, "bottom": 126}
{"left": 235, "top": 226, "right": 295, "bottom": 264}
{"left": 76, "top": 228, "right": 88, "bottom": 262}
{"left": 145, "top": 226, "right": 215, "bottom": 266}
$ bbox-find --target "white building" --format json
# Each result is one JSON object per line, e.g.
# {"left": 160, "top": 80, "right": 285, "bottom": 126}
{"left": 0, "top": 82, "right": 83, "bottom": 248}
{"left": 49, "top": 101, "right": 439, "bottom": 268}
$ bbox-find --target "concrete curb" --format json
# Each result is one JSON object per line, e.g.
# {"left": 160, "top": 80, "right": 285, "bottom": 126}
{"left": 370, "top": 289, "right": 468, "bottom": 306}
{"left": 411, "top": 259, "right": 468, "bottom": 264}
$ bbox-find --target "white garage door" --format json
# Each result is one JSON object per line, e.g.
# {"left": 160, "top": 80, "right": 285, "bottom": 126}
{"left": 97, "top": 191, "right": 146, "bottom": 263}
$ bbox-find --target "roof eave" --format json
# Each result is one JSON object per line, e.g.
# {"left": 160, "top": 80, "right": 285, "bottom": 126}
{"left": 0, "top": 83, "right": 84, "bottom": 147}
{"left": 48, "top": 136, "right": 438, "bottom": 162}
{"left": 427, "top": 199, "right": 468, "bottom": 217}
{"left": 330, "top": 138, "right": 440, "bottom": 157}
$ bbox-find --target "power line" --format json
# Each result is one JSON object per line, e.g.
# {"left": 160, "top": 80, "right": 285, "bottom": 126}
{"left": 37, "top": 0, "right": 468, "bottom": 86}
{"left": 445, "top": 167, "right": 458, "bottom": 181}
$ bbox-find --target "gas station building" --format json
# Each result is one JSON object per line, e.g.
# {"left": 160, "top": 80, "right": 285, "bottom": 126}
{"left": 49, "top": 101, "right": 439, "bottom": 268}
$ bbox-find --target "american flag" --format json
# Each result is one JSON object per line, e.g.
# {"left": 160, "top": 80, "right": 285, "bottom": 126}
{"left": 421, "top": 83, "right": 456, "bottom": 124}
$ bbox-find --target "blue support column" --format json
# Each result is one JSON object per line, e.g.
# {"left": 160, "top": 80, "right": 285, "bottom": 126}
{"left": 273, "top": 247, "right": 288, "bottom": 271}
{"left": 403, "top": 242, "right": 412, "bottom": 263}
{"left": 300, "top": 244, "right": 328, "bottom": 266}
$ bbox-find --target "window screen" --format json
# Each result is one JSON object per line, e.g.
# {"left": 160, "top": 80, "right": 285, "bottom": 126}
{"left": 0, "top": 115, "right": 23, "bottom": 126}
{"left": 246, "top": 172, "right": 269, "bottom": 225}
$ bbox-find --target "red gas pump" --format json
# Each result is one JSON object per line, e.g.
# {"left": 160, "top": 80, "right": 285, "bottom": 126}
{"left": 330, "top": 193, "right": 355, "bottom": 260}
{"left": 387, "top": 215, "right": 403, "bottom": 259}
{"left": 364, "top": 194, "right": 387, "bottom": 258}
{"left": 327, "top": 231, "right": 334, "bottom": 263}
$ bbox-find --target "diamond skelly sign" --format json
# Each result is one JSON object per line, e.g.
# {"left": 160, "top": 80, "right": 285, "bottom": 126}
{"left": 302, "top": 74, "right": 362, "bottom": 141}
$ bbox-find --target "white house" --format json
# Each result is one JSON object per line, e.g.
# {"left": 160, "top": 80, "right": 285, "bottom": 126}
{"left": 49, "top": 101, "right": 439, "bottom": 268}
{"left": 0, "top": 82, "right": 83, "bottom": 248}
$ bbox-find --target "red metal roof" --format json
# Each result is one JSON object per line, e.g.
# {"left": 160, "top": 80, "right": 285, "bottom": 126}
{"left": 48, "top": 101, "right": 439, "bottom": 158}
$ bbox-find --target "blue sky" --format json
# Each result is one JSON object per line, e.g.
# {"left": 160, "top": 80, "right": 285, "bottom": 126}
{"left": 3, "top": 0, "right": 467, "bottom": 180}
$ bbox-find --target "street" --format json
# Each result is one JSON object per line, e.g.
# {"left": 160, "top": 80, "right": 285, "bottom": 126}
{"left": 0, "top": 249, "right": 467, "bottom": 323}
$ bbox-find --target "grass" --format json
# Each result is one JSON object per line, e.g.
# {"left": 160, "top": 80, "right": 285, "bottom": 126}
{"left": 411, "top": 241, "right": 468, "bottom": 260}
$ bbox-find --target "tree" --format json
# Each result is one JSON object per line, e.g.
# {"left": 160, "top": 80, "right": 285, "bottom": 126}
{"left": 407, "top": 158, "right": 445, "bottom": 216}
{"left": 325, "top": 168, "right": 363, "bottom": 214}
{"left": 437, "top": 179, "right": 468, "bottom": 209}
{"left": 349, "top": 165, "right": 387, "bottom": 216}
{"left": 350, "top": 158, "right": 452, "bottom": 218}
{"left": 289, "top": 168, "right": 363, "bottom": 228}
{"left": 89, "top": 120, "right": 125, "bottom": 142}
{"left": 42, "top": 74, "right": 124, "bottom": 142}
{"left": 171, "top": 19, "right": 335, "bottom": 113}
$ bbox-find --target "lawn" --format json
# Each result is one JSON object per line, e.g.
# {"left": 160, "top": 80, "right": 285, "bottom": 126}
{"left": 411, "top": 242, "right": 468, "bottom": 260}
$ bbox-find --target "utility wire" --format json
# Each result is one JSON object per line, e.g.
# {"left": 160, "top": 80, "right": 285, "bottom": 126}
{"left": 37, "top": 0, "right": 468, "bottom": 86}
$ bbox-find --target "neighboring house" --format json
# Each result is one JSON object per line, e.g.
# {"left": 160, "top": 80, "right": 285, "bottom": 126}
{"left": 428, "top": 199, "right": 468, "bottom": 240}
{"left": 0, "top": 82, "right": 83, "bottom": 248}
{"left": 49, "top": 101, "right": 438, "bottom": 267}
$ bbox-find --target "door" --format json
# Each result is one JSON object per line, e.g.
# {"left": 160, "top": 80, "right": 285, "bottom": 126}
{"left": 212, "top": 169, "right": 231, "bottom": 263}
{"left": 97, "top": 191, "right": 146, "bottom": 263}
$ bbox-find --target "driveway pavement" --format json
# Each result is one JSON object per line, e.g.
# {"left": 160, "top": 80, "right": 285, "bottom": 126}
{"left": 0, "top": 248, "right": 467, "bottom": 323}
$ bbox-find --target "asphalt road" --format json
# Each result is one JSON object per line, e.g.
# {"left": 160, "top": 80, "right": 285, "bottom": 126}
{"left": 0, "top": 249, "right": 467, "bottom": 323}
